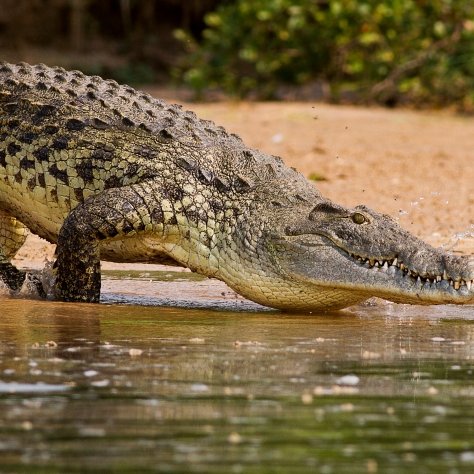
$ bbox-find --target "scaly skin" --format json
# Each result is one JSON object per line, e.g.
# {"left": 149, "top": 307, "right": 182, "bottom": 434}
{"left": 0, "top": 62, "right": 473, "bottom": 310}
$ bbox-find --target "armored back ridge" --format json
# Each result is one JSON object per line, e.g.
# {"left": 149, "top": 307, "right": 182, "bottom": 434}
{"left": 0, "top": 62, "right": 473, "bottom": 310}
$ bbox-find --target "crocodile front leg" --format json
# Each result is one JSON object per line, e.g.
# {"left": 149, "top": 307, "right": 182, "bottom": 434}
{"left": 54, "top": 184, "right": 159, "bottom": 302}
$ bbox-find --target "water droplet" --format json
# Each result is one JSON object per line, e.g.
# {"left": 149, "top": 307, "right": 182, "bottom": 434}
{"left": 271, "top": 133, "right": 284, "bottom": 144}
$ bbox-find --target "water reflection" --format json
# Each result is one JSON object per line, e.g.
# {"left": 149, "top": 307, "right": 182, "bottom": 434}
{"left": 0, "top": 289, "right": 473, "bottom": 472}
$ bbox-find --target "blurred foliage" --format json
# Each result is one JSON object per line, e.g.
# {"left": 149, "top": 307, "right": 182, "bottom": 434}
{"left": 0, "top": 0, "right": 219, "bottom": 84}
{"left": 2, "top": 0, "right": 474, "bottom": 107}
{"left": 177, "top": 0, "right": 474, "bottom": 108}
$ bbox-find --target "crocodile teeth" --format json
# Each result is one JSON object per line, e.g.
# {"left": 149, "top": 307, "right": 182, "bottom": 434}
{"left": 348, "top": 253, "right": 472, "bottom": 292}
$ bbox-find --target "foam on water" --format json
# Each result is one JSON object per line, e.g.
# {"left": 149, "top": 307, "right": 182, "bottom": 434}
{"left": 0, "top": 381, "right": 70, "bottom": 393}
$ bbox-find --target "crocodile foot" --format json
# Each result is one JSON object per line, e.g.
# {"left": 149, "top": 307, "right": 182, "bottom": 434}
{"left": 0, "top": 262, "right": 27, "bottom": 292}
{"left": 0, "top": 263, "right": 47, "bottom": 298}
{"left": 23, "top": 272, "right": 47, "bottom": 299}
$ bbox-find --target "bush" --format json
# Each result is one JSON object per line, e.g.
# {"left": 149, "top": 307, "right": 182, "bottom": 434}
{"left": 177, "top": 0, "right": 474, "bottom": 108}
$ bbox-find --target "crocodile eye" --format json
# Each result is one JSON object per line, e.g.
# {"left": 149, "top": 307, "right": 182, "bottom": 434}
{"left": 352, "top": 212, "right": 366, "bottom": 224}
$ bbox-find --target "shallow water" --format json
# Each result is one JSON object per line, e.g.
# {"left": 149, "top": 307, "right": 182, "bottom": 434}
{"left": 0, "top": 270, "right": 473, "bottom": 473}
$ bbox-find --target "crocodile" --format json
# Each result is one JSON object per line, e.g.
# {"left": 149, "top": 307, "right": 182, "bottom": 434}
{"left": 0, "top": 62, "right": 473, "bottom": 310}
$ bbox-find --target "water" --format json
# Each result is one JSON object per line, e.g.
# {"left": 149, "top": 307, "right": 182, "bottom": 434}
{"left": 0, "top": 270, "right": 473, "bottom": 473}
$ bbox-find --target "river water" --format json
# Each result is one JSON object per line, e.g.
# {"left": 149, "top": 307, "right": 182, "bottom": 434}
{"left": 0, "top": 269, "right": 473, "bottom": 473}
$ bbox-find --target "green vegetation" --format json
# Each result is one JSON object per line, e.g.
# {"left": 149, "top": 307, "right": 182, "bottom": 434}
{"left": 308, "top": 172, "right": 328, "bottom": 182}
{"left": 177, "top": 0, "right": 474, "bottom": 108}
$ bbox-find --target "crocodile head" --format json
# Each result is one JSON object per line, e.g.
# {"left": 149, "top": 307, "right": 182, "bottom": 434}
{"left": 253, "top": 199, "right": 474, "bottom": 311}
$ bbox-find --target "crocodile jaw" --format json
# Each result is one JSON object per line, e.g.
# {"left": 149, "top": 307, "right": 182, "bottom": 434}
{"left": 344, "top": 249, "right": 474, "bottom": 304}
{"left": 267, "top": 234, "right": 474, "bottom": 311}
